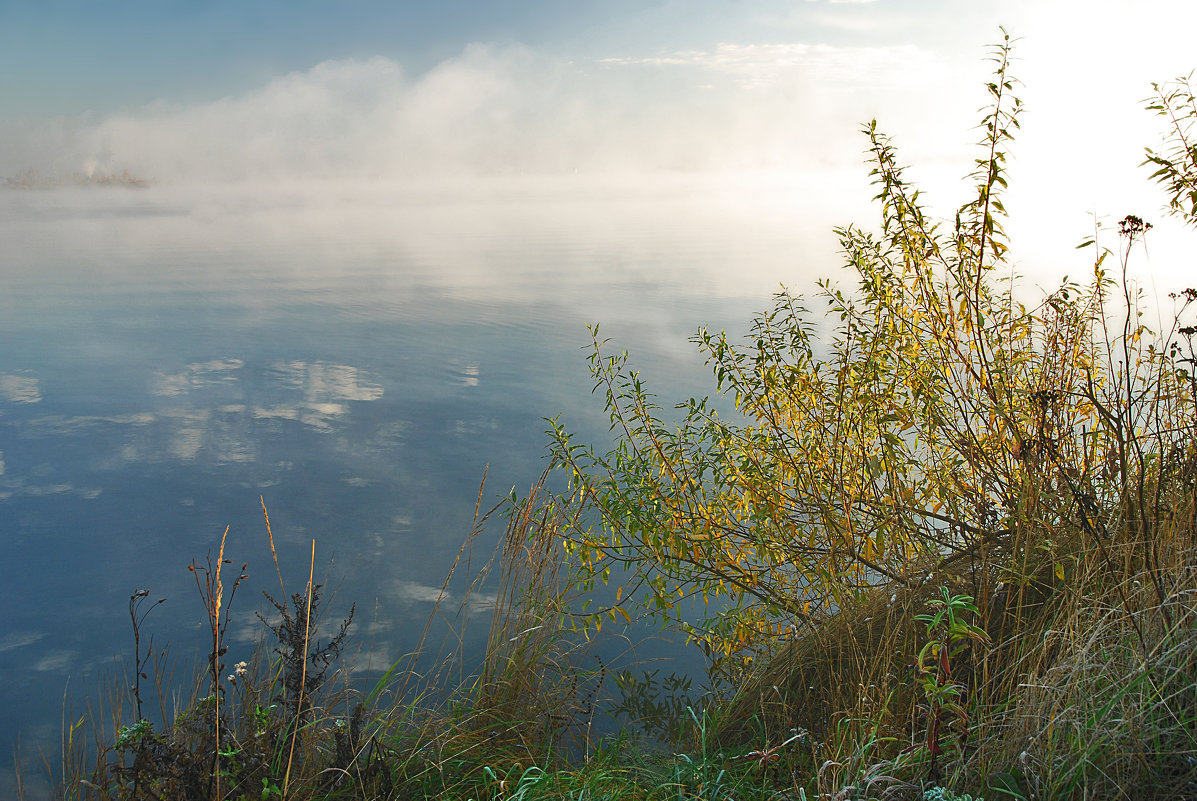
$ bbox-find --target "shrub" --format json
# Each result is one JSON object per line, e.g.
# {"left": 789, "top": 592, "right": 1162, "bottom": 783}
{"left": 549, "top": 29, "right": 1196, "bottom": 676}
{"left": 549, "top": 32, "right": 1197, "bottom": 798}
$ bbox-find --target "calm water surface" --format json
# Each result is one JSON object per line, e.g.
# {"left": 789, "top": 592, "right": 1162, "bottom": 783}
{"left": 0, "top": 176, "right": 836, "bottom": 783}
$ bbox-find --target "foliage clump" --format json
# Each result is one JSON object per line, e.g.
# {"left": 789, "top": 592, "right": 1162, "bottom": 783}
{"left": 550, "top": 32, "right": 1197, "bottom": 798}
{"left": 103, "top": 575, "right": 357, "bottom": 801}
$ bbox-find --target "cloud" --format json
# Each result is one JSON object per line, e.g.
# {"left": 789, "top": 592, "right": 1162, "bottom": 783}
{"left": 0, "top": 631, "right": 46, "bottom": 653}
{"left": 387, "top": 579, "right": 495, "bottom": 617}
{"left": 448, "top": 360, "right": 479, "bottom": 387}
{"left": 254, "top": 360, "right": 384, "bottom": 431}
{"left": 151, "top": 359, "right": 244, "bottom": 397}
{"left": 154, "top": 359, "right": 383, "bottom": 438}
{"left": 0, "top": 480, "right": 102, "bottom": 501}
{"left": 4, "top": 359, "right": 383, "bottom": 476}
{"left": 3, "top": 41, "right": 967, "bottom": 181}
{"left": 600, "top": 42, "right": 936, "bottom": 89}
{"left": 31, "top": 650, "right": 77, "bottom": 673}
{"left": 22, "top": 413, "right": 155, "bottom": 436}
{"left": 392, "top": 580, "right": 450, "bottom": 605}
{"left": 0, "top": 374, "right": 41, "bottom": 404}
{"left": 271, "top": 361, "right": 384, "bottom": 403}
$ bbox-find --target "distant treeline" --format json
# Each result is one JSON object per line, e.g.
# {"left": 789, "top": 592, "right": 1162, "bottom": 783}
{"left": 2, "top": 167, "right": 147, "bottom": 188}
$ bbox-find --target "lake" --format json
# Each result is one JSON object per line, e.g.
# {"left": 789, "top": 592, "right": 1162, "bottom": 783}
{"left": 0, "top": 174, "right": 852, "bottom": 789}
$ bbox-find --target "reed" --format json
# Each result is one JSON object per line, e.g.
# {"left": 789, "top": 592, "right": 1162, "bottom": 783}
{"left": 20, "top": 467, "right": 605, "bottom": 801}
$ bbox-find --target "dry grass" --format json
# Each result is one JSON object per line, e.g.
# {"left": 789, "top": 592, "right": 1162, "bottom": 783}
{"left": 956, "top": 490, "right": 1197, "bottom": 800}
{"left": 22, "top": 469, "right": 601, "bottom": 801}
{"left": 704, "top": 475, "right": 1197, "bottom": 800}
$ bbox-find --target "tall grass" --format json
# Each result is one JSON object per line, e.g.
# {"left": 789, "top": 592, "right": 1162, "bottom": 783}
{"left": 22, "top": 470, "right": 608, "bottom": 801}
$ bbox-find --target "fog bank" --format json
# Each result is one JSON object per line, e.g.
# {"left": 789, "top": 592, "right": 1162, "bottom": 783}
{"left": 1, "top": 43, "right": 967, "bottom": 183}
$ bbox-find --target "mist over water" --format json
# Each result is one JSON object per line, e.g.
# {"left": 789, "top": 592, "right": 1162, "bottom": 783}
{"left": 1, "top": 43, "right": 973, "bottom": 183}
{"left": 2, "top": 176, "right": 1190, "bottom": 798}
{"left": 0, "top": 174, "right": 851, "bottom": 793}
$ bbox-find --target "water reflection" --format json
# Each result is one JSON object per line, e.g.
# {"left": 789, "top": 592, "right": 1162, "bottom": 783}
{"left": 0, "top": 373, "right": 41, "bottom": 403}
{"left": 0, "top": 177, "right": 827, "bottom": 785}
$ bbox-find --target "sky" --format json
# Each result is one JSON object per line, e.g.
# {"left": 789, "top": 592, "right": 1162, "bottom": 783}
{"left": 0, "top": 0, "right": 1008, "bottom": 117}
{"left": 3, "top": 0, "right": 1197, "bottom": 284}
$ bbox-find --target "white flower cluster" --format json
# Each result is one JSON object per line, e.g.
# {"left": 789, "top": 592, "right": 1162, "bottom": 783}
{"left": 226, "top": 661, "right": 249, "bottom": 684}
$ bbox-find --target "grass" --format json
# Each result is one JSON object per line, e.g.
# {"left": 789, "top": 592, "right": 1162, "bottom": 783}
{"left": 27, "top": 443, "right": 1194, "bottom": 800}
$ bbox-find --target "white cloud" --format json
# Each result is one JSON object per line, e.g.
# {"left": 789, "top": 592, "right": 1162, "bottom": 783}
{"left": 169, "top": 425, "right": 205, "bottom": 460}
{"left": 23, "top": 413, "right": 154, "bottom": 436}
{"left": 388, "top": 579, "right": 496, "bottom": 618}
{"left": 3, "top": 41, "right": 967, "bottom": 181}
{"left": 602, "top": 42, "right": 941, "bottom": 89}
{"left": 392, "top": 580, "right": 450, "bottom": 605}
{"left": 151, "top": 359, "right": 244, "bottom": 397}
{"left": 32, "top": 650, "right": 77, "bottom": 673}
{"left": 0, "top": 631, "right": 46, "bottom": 652}
{"left": 253, "top": 407, "right": 300, "bottom": 422}
{"left": 257, "top": 361, "right": 383, "bottom": 431}
{"left": 0, "top": 374, "right": 41, "bottom": 404}
{"left": 450, "top": 361, "right": 480, "bottom": 387}
{"left": 273, "top": 361, "right": 384, "bottom": 403}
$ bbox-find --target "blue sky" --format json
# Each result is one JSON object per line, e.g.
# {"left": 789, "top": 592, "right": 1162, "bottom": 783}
{"left": 1, "top": 1, "right": 1004, "bottom": 117}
